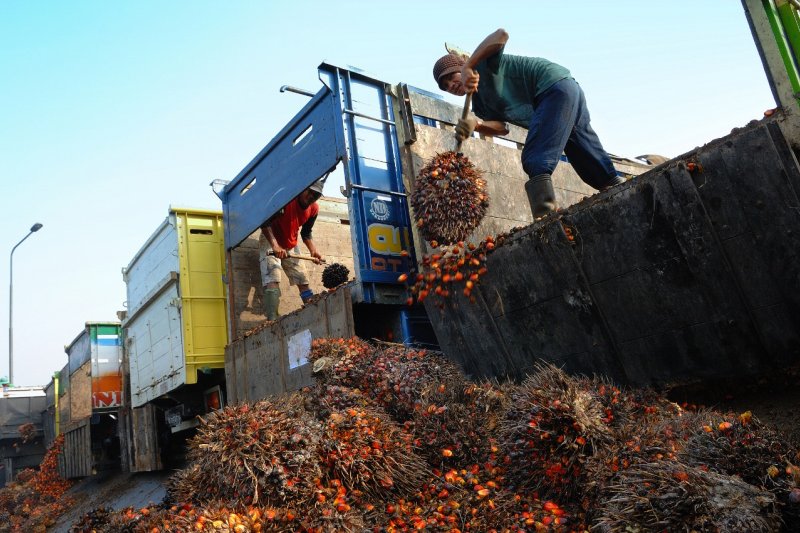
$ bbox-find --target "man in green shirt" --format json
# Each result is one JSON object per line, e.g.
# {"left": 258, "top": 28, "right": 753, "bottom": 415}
{"left": 433, "top": 28, "right": 625, "bottom": 218}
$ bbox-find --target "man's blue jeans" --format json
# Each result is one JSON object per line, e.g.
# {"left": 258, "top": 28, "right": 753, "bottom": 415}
{"left": 521, "top": 77, "right": 617, "bottom": 190}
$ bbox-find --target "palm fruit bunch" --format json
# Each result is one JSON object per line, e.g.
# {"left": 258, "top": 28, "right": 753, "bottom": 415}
{"left": 583, "top": 409, "right": 686, "bottom": 504}
{"left": 69, "top": 506, "right": 115, "bottom": 532}
{"left": 371, "top": 344, "right": 466, "bottom": 420}
{"left": 320, "top": 406, "right": 428, "bottom": 501}
{"left": 309, "top": 338, "right": 440, "bottom": 420}
{"left": 410, "top": 150, "right": 488, "bottom": 245}
{"left": 592, "top": 461, "right": 781, "bottom": 532}
{"left": 308, "top": 337, "right": 378, "bottom": 391}
{"left": 321, "top": 262, "right": 350, "bottom": 289}
{"left": 310, "top": 383, "right": 376, "bottom": 417}
{"left": 499, "top": 364, "right": 613, "bottom": 500}
{"left": 409, "top": 377, "right": 510, "bottom": 467}
{"left": 679, "top": 411, "right": 800, "bottom": 529}
{"left": 17, "top": 422, "right": 37, "bottom": 443}
{"left": 168, "top": 394, "right": 323, "bottom": 506}
{"left": 580, "top": 377, "right": 687, "bottom": 497}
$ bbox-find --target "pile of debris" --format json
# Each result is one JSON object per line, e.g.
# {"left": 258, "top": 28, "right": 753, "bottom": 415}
{"left": 72, "top": 339, "right": 799, "bottom": 532}
{"left": 0, "top": 434, "right": 74, "bottom": 532}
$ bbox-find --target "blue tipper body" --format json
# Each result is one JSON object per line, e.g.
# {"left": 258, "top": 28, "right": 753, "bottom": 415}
{"left": 221, "top": 63, "right": 417, "bottom": 304}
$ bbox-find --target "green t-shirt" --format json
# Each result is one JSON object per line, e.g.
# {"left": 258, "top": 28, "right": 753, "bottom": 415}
{"left": 473, "top": 46, "right": 571, "bottom": 128}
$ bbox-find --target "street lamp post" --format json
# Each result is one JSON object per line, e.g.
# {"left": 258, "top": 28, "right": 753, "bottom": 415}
{"left": 9, "top": 223, "right": 43, "bottom": 386}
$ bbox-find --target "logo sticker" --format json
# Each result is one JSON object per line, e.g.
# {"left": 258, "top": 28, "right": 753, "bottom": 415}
{"left": 369, "top": 198, "right": 391, "bottom": 221}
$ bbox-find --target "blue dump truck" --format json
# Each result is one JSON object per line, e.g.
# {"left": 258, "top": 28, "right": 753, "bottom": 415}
{"left": 219, "top": 0, "right": 800, "bottom": 402}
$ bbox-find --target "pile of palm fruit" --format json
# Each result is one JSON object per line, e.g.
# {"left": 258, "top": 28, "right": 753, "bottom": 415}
{"left": 0, "top": 434, "right": 75, "bottom": 532}
{"left": 70, "top": 337, "right": 799, "bottom": 532}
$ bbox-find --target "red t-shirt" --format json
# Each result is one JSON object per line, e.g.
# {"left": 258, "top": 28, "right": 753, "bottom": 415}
{"left": 270, "top": 199, "right": 319, "bottom": 249}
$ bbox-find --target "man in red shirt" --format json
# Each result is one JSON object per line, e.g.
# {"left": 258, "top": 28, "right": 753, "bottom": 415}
{"left": 259, "top": 178, "right": 325, "bottom": 320}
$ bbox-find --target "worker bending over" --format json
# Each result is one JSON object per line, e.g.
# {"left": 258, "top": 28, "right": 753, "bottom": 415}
{"left": 259, "top": 178, "right": 325, "bottom": 320}
{"left": 433, "top": 28, "right": 625, "bottom": 218}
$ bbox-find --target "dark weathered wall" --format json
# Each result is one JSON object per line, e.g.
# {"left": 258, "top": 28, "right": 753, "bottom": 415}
{"left": 426, "top": 112, "right": 800, "bottom": 387}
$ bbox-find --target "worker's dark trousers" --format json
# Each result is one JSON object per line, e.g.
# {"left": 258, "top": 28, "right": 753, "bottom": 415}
{"left": 521, "top": 77, "right": 618, "bottom": 190}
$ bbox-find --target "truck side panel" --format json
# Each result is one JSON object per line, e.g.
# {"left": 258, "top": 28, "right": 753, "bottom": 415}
{"left": 126, "top": 281, "right": 184, "bottom": 407}
{"left": 226, "top": 285, "right": 355, "bottom": 404}
{"left": 60, "top": 417, "right": 91, "bottom": 479}
{"left": 127, "top": 403, "right": 162, "bottom": 472}
{"left": 176, "top": 211, "right": 228, "bottom": 384}
{"left": 425, "top": 112, "right": 800, "bottom": 387}
{"left": 123, "top": 209, "right": 228, "bottom": 407}
{"left": 69, "top": 359, "right": 92, "bottom": 422}
{"left": 125, "top": 221, "right": 179, "bottom": 318}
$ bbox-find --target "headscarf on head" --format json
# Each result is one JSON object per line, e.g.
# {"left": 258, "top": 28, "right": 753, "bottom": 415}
{"left": 433, "top": 53, "right": 466, "bottom": 90}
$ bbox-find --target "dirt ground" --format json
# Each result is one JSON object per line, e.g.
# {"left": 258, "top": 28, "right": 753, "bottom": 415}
{"left": 714, "top": 383, "right": 800, "bottom": 445}
{"left": 50, "top": 470, "right": 171, "bottom": 533}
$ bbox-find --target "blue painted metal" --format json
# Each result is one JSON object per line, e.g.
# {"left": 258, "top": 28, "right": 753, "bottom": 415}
{"left": 399, "top": 307, "right": 439, "bottom": 349}
{"left": 221, "top": 88, "right": 346, "bottom": 249}
{"left": 318, "top": 63, "right": 416, "bottom": 303}
{"left": 221, "top": 62, "right": 419, "bottom": 306}
{"left": 413, "top": 115, "right": 437, "bottom": 127}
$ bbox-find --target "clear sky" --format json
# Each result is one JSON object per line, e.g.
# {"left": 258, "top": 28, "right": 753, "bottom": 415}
{"left": 0, "top": 1, "right": 775, "bottom": 386}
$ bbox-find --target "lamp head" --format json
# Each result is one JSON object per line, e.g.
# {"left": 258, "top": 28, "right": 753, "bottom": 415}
{"left": 30, "top": 223, "right": 43, "bottom": 232}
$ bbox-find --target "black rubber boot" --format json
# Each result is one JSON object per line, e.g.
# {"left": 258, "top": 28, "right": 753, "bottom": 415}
{"left": 600, "top": 175, "right": 627, "bottom": 191}
{"left": 525, "top": 174, "right": 557, "bottom": 219}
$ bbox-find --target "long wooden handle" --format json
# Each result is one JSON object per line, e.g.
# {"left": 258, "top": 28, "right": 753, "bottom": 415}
{"left": 268, "top": 251, "right": 326, "bottom": 263}
{"left": 455, "top": 92, "right": 473, "bottom": 151}
{"left": 461, "top": 91, "right": 473, "bottom": 120}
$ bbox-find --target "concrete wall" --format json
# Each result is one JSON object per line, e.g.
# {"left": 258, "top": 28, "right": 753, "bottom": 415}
{"left": 425, "top": 111, "right": 800, "bottom": 388}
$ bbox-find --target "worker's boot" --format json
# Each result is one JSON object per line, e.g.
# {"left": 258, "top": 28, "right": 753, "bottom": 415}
{"left": 600, "top": 174, "right": 627, "bottom": 191}
{"left": 525, "top": 174, "right": 557, "bottom": 219}
{"left": 300, "top": 289, "right": 314, "bottom": 305}
{"left": 263, "top": 287, "right": 281, "bottom": 321}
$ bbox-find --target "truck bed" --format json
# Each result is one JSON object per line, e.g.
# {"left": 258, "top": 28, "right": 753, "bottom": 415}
{"left": 426, "top": 111, "right": 800, "bottom": 387}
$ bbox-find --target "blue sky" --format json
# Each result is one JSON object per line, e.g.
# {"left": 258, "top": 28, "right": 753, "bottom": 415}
{"left": 0, "top": 1, "right": 775, "bottom": 386}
